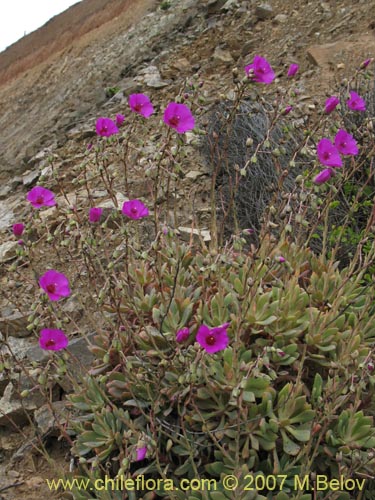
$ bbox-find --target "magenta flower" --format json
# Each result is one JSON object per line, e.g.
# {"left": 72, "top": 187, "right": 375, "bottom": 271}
{"left": 347, "top": 91, "right": 366, "bottom": 112}
{"left": 95, "top": 117, "right": 119, "bottom": 137}
{"left": 163, "top": 103, "right": 195, "bottom": 133}
{"left": 89, "top": 207, "right": 103, "bottom": 223}
{"left": 12, "top": 223, "right": 25, "bottom": 237}
{"left": 287, "top": 63, "right": 299, "bottom": 77}
{"left": 128, "top": 94, "right": 154, "bottom": 118}
{"left": 361, "top": 58, "right": 373, "bottom": 69}
{"left": 277, "top": 256, "right": 286, "bottom": 263}
{"left": 282, "top": 105, "right": 293, "bottom": 115}
{"left": 196, "top": 322, "right": 230, "bottom": 354}
{"left": 176, "top": 327, "right": 190, "bottom": 343}
{"left": 39, "top": 270, "right": 71, "bottom": 301}
{"left": 325, "top": 96, "right": 340, "bottom": 114}
{"left": 136, "top": 446, "right": 147, "bottom": 461}
{"left": 314, "top": 168, "right": 334, "bottom": 185}
{"left": 317, "top": 138, "right": 342, "bottom": 168}
{"left": 245, "top": 55, "right": 275, "bottom": 84}
{"left": 122, "top": 199, "right": 149, "bottom": 220}
{"left": 39, "top": 329, "right": 69, "bottom": 351}
{"left": 116, "top": 114, "right": 125, "bottom": 126}
{"left": 27, "top": 186, "right": 56, "bottom": 209}
{"left": 334, "top": 129, "right": 358, "bottom": 156}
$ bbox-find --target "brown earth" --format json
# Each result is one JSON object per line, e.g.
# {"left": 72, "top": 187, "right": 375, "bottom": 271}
{"left": 0, "top": 0, "right": 153, "bottom": 87}
{"left": 0, "top": 0, "right": 375, "bottom": 498}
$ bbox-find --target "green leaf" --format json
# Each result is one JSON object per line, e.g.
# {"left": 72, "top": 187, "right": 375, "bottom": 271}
{"left": 286, "top": 425, "right": 311, "bottom": 442}
{"left": 281, "top": 430, "right": 300, "bottom": 455}
{"left": 256, "top": 315, "right": 277, "bottom": 326}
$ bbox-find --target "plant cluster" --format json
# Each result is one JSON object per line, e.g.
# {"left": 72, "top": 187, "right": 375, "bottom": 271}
{"left": 3, "top": 56, "right": 375, "bottom": 500}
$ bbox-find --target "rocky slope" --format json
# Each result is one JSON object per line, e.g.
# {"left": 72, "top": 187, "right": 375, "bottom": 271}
{"left": 0, "top": 0, "right": 374, "bottom": 184}
{"left": 0, "top": 0, "right": 375, "bottom": 498}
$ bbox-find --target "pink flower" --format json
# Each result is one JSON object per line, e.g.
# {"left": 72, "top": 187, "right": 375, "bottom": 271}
{"left": 39, "top": 270, "right": 71, "bottom": 301}
{"left": 314, "top": 168, "right": 334, "bottom": 185}
{"left": 122, "top": 200, "right": 149, "bottom": 220}
{"left": 334, "top": 129, "right": 358, "bottom": 156}
{"left": 12, "top": 223, "right": 25, "bottom": 237}
{"left": 27, "top": 186, "right": 56, "bottom": 209}
{"left": 277, "top": 256, "right": 286, "bottom": 263}
{"left": 136, "top": 446, "right": 147, "bottom": 461}
{"left": 89, "top": 207, "right": 103, "bottom": 223}
{"left": 39, "top": 329, "right": 69, "bottom": 351}
{"left": 347, "top": 91, "right": 366, "bottom": 112}
{"left": 95, "top": 117, "right": 119, "bottom": 137}
{"left": 287, "top": 63, "right": 299, "bottom": 77}
{"left": 317, "top": 138, "right": 342, "bottom": 168}
{"left": 282, "top": 105, "right": 293, "bottom": 115}
{"left": 361, "top": 58, "right": 373, "bottom": 69}
{"left": 325, "top": 96, "right": 340, "bottom": 114}
{"left": 245, "top": 55, "right": 275, "bottom": 84}
{"left": 128, "top": 94, "right": 154, "bottom": 118}
{"left": 196, "top": 323, "right": 230, "bottom": 354}
{"left": 176, "top": 327, "right": 190, "bottom": 343}
{"left": 163, "top": 103, "right": 195, "bottom": 133}
{"left": 116, "top": 114, "right": 125, "bottom": 126}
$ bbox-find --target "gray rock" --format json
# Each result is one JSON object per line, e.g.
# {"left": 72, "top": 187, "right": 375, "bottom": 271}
{"left": 0, "top": 311, "right": 31, "bottom": 338}
{"left": 274, "top": 14, "right": 288, "bottom": 24}
{"left": 255, "top": 3, "right": 274, "bottom": 20}
{"left": 137, "top": 65, "right": 170, "bottom": 88}
{"left": 213, "top": 46, "right": 234, "bottom": 64}
{"left": 34, "top": 401, "right": 68, "bottom": 436}
{"left": 178, "top": 226, "right": 211, "bottom": 242}
{"left": 22, "top": 169, "right": 40, "bottom": 186}
{"left": 185, "top": 170, "right": 207, "bottom": 180}
{"left": 221, "top": 0, "right": 239, "bottom": 10}
{"left": 0, "top": 241, "right": 18, "bottom": 263}
{"left": 0, "top": 383, "right": 36, "bottom": 428}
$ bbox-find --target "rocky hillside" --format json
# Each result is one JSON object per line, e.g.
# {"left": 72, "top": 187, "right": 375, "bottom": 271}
{"left": 0, "top": 0, "right": 374, "bottom": 185}
{"left": 0, "top": 0, "right": 374, "bottom": 498}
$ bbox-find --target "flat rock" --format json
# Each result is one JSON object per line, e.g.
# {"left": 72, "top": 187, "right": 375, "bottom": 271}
{"left": 136, "top": 65, "right": 170, "bottom": 88}
{"left": 178, "top": 226, "right": 211, "bottom": 242}
{"left": 185, "top": 170, "right": 207, "bottom": 180}
{"left": 274, "top": 14, "right": 288, "bottom": 24}
{"left": 0, "top": 241, "right": 18, "bottom": 263}
{"left": 34, "top": 401, "right": 68, "bottom": 436}
{"left": 0, "top": 311, "right": 31, "bottom": 338}
{"left": 213, "top": 46, "right": 234, "bottom": 64}
{"left": 0, "top": 383, "right": 36, "bottom": 428}
{"left": 255, "top": 4, "right": 274, "bottom": 20}
{"left": 306, "top": 35, "right": 375, "bottom": 68}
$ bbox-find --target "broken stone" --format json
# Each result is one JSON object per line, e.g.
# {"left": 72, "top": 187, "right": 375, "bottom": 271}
{"left": 22, "top": 169, "right": 40, "bottom": 186}
{"left": 171, "top": 57, "right": 191, "bottom": 71}
{"left": 185, "top": 170, "right": 207, "bottom": 180}
{"left": 221, "top": 0, "right": 239, "bottom": 10}
{"left": 137, "top": 65, "right": 170, "bottom": 88}
{"left": 34, "top": 401, "right": 68, "bottom": 436}
{"left": 205, "top": 0, "right": 227, "bottom": 16}
{"left": 241, "top": 39, "right": 257, "bottom": 57}
{"left": 255, "top": 4, "right": 273, "bottom": 20}
{"left": 213, "top": 46, "right": 234, "bottom": 64}
{"left": 273, "top": 14, "right": 288, "bottom": 24}
{"left": 0, "top": 310, "right": 31, "bottom": 338}
{"left": 100, "top": 192, "right": 127, "bottom": 209}
{"left": 178, "top": 226, "right": 211, "bottom": 242}
{"left": 0, "top": 241, "right": 18, "bottom": 263}
{"left": 0, "top": 383, "right": 35, "bottom": 428}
